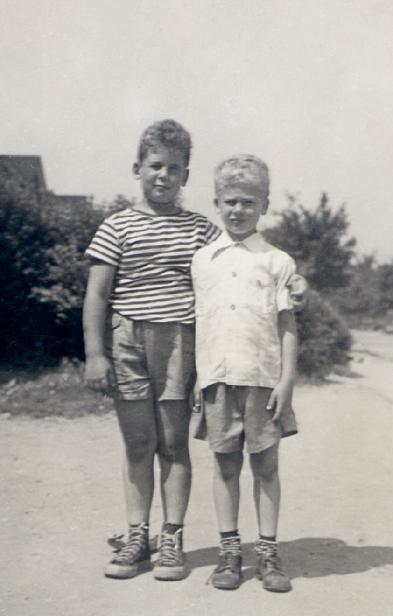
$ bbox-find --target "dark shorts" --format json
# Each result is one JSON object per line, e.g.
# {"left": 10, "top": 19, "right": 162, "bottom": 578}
{"left": 106, "top": 311, "right": 196, "bottom": 402}
{"left": 194, "top": 383, "right": 297, "bottom": 454}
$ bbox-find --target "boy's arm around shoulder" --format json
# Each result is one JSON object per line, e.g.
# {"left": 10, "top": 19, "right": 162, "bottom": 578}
{"left": 274, "top": 252, "right": 308, "bottom": 313}
{"left": 268, "top": 309, "right": 297, "bottom": 422}
{"left": 288, "top": 273, "right": 308, "bottom": 312}
{"left": 83, "top": 260, "right": 116, "bottom": 393}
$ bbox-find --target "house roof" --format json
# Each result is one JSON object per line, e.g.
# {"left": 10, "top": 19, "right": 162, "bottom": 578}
{"left": 0, "top": 155, "right": 47, "bottom": 192}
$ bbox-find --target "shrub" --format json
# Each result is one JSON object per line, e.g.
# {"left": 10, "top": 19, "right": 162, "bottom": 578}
{"left": 296, "top": 290, "right": 352, "bottom": 377}
{"left": 264, "top": 193, "right": 356, "bottom": 291}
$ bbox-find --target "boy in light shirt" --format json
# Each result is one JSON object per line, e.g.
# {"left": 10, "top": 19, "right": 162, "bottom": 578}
{"left": 192, "top": 155, "right": 297, "bottom": 592}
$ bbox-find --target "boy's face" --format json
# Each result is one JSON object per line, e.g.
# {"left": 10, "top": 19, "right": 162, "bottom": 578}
{"left": 134, "top": 146, "right": 189, "bottom": 209}
{"left": 214, "top": 182, "right": 268, "bottom": 241}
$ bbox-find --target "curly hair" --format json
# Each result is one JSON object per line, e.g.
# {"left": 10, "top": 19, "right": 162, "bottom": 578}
{"left": 215, "top": 154, "right": 269, "bottom": 198}
{"left": 137, "top": 119, "right": 192, "bottom": 166}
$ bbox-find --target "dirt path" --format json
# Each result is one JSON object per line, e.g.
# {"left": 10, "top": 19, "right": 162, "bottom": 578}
{"left": 1, "top": 330, "right": 393, "bottom": 616}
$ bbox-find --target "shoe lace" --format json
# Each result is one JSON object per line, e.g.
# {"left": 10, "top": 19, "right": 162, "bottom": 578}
{"left": 157, "top": 531, "right": 182, "bottom": 566}
{"left": 216, "top": 536, "right": 241, "bottom": 572}
{"left": 220, "top": 536, "right": 241, "bottom": 554}
{"left": 111, "top": 525, "right": 148, "bottom": 564}
{"left": 215, "top": 551, "right": 240, "bottom": 573}
{"left": 265, "top": 552, "right": 285, "bottom": 574}
{"left": 205, "top": 539, "right": 241, "bottom": 585}
{"left": 256, "top": 542, "right": 285, "bottom": 575}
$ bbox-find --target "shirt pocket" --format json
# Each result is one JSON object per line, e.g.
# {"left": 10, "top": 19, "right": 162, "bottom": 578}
{"left": 252, "top": 276, "right": 276, "bottom": 314}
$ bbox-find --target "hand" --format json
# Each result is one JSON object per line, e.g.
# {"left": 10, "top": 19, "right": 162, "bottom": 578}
{"left": 191, "top": 386, "right": 202, "bottom": 413}
{"left": 84, "top": 355, "right": 116, "bottom": 394}
{"left": 267, "top": 381, "right": 293, "bottom": 422}
{"left": 288, "top": 274, "right": 308, "bottom": 312}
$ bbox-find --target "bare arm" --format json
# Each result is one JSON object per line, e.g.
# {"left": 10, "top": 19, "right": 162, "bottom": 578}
{"left": 267, "top": 310, "right": 298, "bottom": 421}
{"left": 83, "top": 261, "right": 116, "bottom": 392}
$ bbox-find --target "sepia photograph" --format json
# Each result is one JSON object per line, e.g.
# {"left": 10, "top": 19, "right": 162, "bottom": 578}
{"left": 1, "top": 1, "right": 392, "bottom": 615}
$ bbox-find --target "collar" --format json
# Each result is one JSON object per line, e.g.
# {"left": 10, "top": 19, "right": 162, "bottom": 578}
{"left": 211, "top": 231, "right": 265, "bottom": 258}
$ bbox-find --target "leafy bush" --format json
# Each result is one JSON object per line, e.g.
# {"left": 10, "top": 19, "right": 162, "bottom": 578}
{"left": 328, "top": 255, "right": 393, "bottom": 329}
{"left": 0, "top": 181, "right": 105, "bottom": 365}
{"left": 265, "top": 193, "right": 356, "bottom": 291}
{"left": 296, "top": 290, "right": 352, "bottom": 377}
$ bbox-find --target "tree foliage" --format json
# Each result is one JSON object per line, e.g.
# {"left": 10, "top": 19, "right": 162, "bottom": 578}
{"left": 331, "top": 254, "right": 393, "bottom": 326}
{"left": 264, "top": 193, "right": 356, "bottom": 291}
{"left": 296, "top": 290, "right": 352, "bottom": 377}
{"left": 0, "top": 176, "right": 106, "bottom": 365}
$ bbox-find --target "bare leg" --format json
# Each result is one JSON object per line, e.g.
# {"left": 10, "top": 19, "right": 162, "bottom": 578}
{"left": 250, "top": 443, "right": 280, "bottom": 536}
{"left": 115, "top": 399, "right": 157, "bottom": 525}
{"left": 213, "top": 451, "right": 243, "bottom": 532}
{"left": 156, "top": 400, "right": 191, "bottom": 524}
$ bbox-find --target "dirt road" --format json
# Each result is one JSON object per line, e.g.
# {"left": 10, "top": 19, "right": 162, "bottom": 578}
{"left": 1, "top": 330, "right": 393, "bottom": 616}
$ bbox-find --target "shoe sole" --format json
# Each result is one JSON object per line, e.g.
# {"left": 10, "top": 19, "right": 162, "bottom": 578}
{"left": 212, "top": 578, "right": 242, "bottom": 590}
{"left": 153, "top": 564, "right": 189, "bottom": 581}
{"left": 104, "top": 559, "right": 152, "bottom": 579}
{"left": 256, "top": 571, "right": 292, "bottom": 592}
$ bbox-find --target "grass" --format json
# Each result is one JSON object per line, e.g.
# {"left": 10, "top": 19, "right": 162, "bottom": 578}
{"left": 0, "top": 359, "right": 113, "bottom": 418}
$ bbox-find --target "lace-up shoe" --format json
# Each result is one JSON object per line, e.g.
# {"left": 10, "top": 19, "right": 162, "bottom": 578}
{"left": 255, "top": 540, "right": 291, "bottom": 592}
{"left": 211, "top": 536, "right": 242, "bottom": 590}
{"left": 153, "top": 528, "right": 188, "bottom": 580}
{"left": 104, "top": 523, "right": 151, "bottom": 579}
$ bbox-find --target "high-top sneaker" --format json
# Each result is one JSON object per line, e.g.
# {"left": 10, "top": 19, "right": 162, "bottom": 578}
{"left": 153, "top": 528, "right": 188, "bottom": 580}
{"left": 104, "top": 523, "right": 151, "bottom": 579}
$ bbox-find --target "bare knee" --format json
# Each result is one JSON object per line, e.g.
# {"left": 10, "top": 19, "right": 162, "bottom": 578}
{"left": 124, "top": 436, "right": 156, "bottom": 464}
{"left": 215, "top": 452, "right": 243, "bottom": 482}
{"left": 251, "top": 448, "right": 279, "bottom": 483}
{"left": 158, "top": 438, "right": 189, "bottom": 464}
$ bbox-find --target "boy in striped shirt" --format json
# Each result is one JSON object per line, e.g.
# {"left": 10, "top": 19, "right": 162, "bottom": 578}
{"left": 83, "top": 119, "right": 306, "bottom": 582}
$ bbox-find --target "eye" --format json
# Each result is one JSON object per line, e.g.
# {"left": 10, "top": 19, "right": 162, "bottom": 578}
{"left": 150, "top": 162, "right": 162, "bottom": 170}
{"left": 224, "top": 199, "right": 237, "bottom": 206}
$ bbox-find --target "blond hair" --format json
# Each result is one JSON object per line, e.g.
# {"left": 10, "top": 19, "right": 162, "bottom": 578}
{"left": 215, "top": 154, "right": 269, "bottom": 198}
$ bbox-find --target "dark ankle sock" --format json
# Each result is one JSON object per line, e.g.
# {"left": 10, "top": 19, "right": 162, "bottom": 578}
{"left": 220, "top": 530, "right": 240, "bottom": 539}
{"left": 259, "top": 534, "right": 276, "bottom": 542}
{"left": 220, "top": 530, "right": 241, "bottom": 555}
{"left": 162, "top": 522, "right": 183, "bottom": 534}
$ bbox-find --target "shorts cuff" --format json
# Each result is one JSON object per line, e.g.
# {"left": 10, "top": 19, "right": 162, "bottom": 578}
{"left": 113, "top": 390, "right": 151, "bottom": 401}
{"left": 209, "top": 442, "right": 243, "bottom": 454}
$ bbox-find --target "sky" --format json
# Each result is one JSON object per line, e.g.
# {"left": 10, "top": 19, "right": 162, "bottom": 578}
{"left": 1, "top": 0, "right": 393, "bottom": 261}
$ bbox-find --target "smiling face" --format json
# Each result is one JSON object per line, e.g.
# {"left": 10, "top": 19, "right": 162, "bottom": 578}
{"left": 133, "top": 145, "right": 189, "bottom": 214}
{"left": 214, "top": 182, "right": 268, "bottom": 241}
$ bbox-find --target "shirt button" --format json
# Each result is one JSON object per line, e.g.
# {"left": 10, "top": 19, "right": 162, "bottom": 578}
{"left": 232, "top": 271, "right": 237, "bottom": 277}
{"left": 230, "top": 304, "right": 236, "bottom": 310}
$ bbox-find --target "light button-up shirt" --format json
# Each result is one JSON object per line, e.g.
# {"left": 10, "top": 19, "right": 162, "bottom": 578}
{"left": 191, "top": 232, "right": 296, "bottom": 390}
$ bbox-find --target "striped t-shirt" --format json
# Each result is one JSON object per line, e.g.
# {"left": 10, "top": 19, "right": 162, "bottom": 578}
{"left": 85, "top": 207, "right": 221, "bottom": 324}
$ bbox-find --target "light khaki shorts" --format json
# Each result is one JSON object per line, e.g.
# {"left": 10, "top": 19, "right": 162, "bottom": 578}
{"left": 106, "top": 311, "right": 196, "bottom": 402}
{"left": 194, "top": 383, "right": 297, "bottom": 454}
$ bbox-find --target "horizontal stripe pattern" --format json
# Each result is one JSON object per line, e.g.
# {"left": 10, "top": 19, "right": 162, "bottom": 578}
{"left": 86, "top": 207, "right": 220, "bottom": 323}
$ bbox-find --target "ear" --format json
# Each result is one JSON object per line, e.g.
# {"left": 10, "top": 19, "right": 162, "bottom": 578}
{"left": 182, "top": 168, "right": 190, "bottom": 186}
{"left": 261, "top": 196, "right": 269, "bottom": 215}
{"left": 214, "top": 197, "right": 220, "bottom": 213}
{"left": 133, "top": 162, "right": 140, "bottom": 179}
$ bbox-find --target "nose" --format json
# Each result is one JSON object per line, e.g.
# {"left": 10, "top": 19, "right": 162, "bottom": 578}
{"left": 233, "top": 201, "right": 243, "bottom": 213}
{"left": 158, "top": 166, "right": 169, "bottom": 179}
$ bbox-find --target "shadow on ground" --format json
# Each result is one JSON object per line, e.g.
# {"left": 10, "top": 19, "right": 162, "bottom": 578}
{"left": 186, "top": 538, "right": 393, "bottom": 582}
